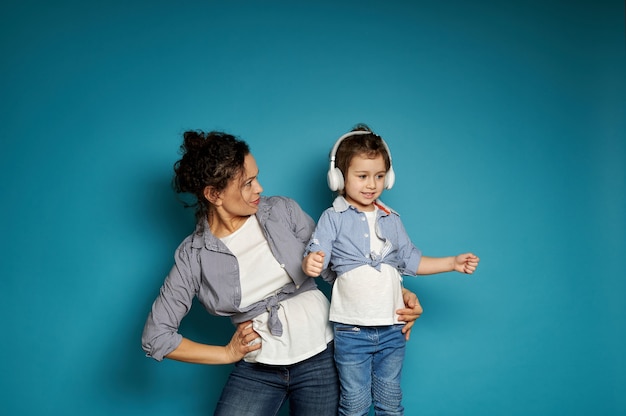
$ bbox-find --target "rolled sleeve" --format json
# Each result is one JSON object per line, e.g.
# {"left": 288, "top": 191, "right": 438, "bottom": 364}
{"left": 141, "top": 245, "right": 198, "bottom": 361}
{"left": 304, "top": 210, "right": 335, "bottom": 270}
{"left": 399, "top": 246, "right": 422, "bottom": 277}
{"left": 141, "top": 316, "right": 183, "bottom": 361}
{"left": 393, "top": 217, "right": 422, "bottom": 277}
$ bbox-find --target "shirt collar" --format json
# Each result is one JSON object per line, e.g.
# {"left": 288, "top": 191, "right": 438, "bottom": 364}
{"left": 192, "top": 197, "right": 270, "bottom": 250}
{"left": 191, "top": 218, "right": 217, "bottom": 249}
{"left": 331, "top": 195, "right": 396, "bottom": 216}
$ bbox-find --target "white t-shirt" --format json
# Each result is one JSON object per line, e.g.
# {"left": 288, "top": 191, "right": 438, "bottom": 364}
{"left": 329, "top": 208, "right": 405, "bottom": 326}
{"left": 220, "top": 216, "right": 333, "bottom": 365}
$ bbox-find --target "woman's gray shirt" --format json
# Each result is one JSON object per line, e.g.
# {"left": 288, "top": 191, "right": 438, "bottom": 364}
{"left": 141, "top": 196, "right": 323, "bottom": 361}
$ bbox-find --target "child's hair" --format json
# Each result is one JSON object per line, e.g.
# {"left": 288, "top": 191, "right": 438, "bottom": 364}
{"left": 334, "top": 124, "right": 391, "bottom": 191}
{"left": 173, "top": 130, "right": 250, "bottom": 223}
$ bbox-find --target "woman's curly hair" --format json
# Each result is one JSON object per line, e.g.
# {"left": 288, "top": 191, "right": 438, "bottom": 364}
{"left": 173, "top": 130, "right": 250, "bottom": 223}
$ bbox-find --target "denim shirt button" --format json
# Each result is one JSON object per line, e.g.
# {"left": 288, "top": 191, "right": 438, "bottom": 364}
{"left": 364, "top": 234, "right": 368, "bottom": 238}
{"left": 280, "top": 263, "right": 285, "bottom": 268}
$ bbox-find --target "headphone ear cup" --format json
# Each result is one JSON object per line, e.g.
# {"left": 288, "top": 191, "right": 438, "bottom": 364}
{"left": 327, "top": 167, "right": 344, "bottom": 191}
{"left": 385, "top": 166, "right": 395, "bottom": 189}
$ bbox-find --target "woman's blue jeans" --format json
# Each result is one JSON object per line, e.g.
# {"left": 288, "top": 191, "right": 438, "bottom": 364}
{"left": 333, "top": 324, "right": 406, "bottom": 416}
{"left": 214, "top": 342, "right": 339, "bottom": 416}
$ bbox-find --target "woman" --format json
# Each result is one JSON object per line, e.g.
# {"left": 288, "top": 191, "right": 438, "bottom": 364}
{"left": 142, "top": 130, "right": 423, "bottom": 415}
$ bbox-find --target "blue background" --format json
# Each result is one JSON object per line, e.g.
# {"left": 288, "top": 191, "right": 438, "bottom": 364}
{"left": 1, "top": 1, "right": 624, "bottom": 415}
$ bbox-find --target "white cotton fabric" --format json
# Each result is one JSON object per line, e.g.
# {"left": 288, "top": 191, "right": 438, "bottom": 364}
{"left": 221, "top": 216, "right": 333, "bottom": 365}
{"left": 329, "top": 208, "right": 405, "bottom": 326}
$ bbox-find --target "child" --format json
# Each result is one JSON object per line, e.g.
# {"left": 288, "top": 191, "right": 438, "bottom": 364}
{"left": 302, "top": 124, "right": 480, "bottom": 416}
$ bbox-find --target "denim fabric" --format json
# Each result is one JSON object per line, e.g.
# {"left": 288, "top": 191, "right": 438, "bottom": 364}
{"left": 214, "top": 343, "right": 339, "bottom": 416}
{"left": 333, "top": 324, "right": 406, "bottom": 416}
{"left": 305, "top": 196, "right": 422, "bottom": 282}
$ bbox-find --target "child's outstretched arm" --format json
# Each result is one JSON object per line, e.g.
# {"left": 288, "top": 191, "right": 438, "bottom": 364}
{"left": 417, "top": 253, "right": 480, "bottom": 275}
{"left": 302, "top": 250, "right": 326, "bottom": 277}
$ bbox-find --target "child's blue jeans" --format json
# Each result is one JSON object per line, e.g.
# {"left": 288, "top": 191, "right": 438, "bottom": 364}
{"left": 333, "top": 323, "right": 406, "bottom": 416}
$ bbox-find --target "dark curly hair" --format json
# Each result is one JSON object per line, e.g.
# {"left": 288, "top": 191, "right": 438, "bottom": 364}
{"left": 335, "top": 123, "right": 391, "bottom": 194}
{"left": 173, "top": 130, "right": 250, "bottom": 224}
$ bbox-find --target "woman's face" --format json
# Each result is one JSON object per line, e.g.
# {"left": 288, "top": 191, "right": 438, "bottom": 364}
{"left": 218, "top": 153, "right": 264, "bottom": 218}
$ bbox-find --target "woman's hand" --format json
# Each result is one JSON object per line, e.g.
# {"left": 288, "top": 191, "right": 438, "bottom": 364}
{"left": 225, "top": 321, "right": 261, "bottom": 362}
{"left": 166, "top": 320, "right": 261, "bottom": 365}
{"left": 397, "top": 288, "right": 423, "bottom": 341}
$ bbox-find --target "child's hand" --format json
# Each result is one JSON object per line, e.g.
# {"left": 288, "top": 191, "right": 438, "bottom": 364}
{"left": 455, "top": 253, "right": 480, "bottom": 274}
{"left": 302, "top": 251, "right": 325, "bottom": 277}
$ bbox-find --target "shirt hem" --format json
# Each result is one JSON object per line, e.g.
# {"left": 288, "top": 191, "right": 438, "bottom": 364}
{"left": 244, "top": 336, "right": 333, "bottom": 366}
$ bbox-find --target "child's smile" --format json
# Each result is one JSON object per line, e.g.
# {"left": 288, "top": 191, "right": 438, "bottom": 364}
{"left": 343, "top": 153, "right": 387, "bottom": 212}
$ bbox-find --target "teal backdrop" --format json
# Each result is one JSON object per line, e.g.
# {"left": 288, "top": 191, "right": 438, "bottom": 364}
{"left": 1, "top": 1, "right": 624, "bottom": 415}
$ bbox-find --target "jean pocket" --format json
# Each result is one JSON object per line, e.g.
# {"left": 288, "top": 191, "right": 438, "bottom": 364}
{"left": 334, "top": 324, "right": 361, "bottom": 333}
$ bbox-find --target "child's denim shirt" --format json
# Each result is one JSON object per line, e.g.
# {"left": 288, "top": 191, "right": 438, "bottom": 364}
{"left": 305, "top": 196, "right": 422, "bottom": 283}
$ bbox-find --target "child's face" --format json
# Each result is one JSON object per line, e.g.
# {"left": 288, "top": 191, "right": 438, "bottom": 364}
{"left": 343, "top": 153, "right": 387, "bottom": 212}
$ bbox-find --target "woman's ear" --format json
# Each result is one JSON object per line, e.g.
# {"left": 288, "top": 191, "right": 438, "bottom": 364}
{"left": 203, "top": 186, "right": 222, "bottom": 205}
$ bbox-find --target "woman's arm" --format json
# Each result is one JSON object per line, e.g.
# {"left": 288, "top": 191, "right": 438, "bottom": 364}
{"left": 397, "top": 288, "right": 424, "bottom": 341}
{"left": 166, "top": 321, "right": 261, "bottom": 365}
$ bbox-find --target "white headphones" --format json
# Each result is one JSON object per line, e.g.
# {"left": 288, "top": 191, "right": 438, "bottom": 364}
{"left": 327, "top": 130, "right": 395, "bottom": 191}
